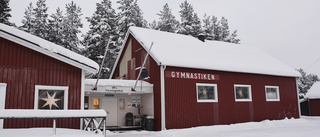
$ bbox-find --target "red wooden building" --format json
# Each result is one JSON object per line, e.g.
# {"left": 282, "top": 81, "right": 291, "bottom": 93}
{"left": 0, "top": 23, "right": 99, "bottom": 129}
{"left": 300, "top": 82, "right": 320, "bottom": 116}
{"left": 111, "top": 27, "right": 301, "bottom": 131}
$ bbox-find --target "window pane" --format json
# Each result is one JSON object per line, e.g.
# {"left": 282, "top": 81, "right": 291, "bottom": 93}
{"left": 198, "top": 85, "right": 215, "bottom": 100}
{"left": 38, "top": 90, "right": 64, "bottom": 110}
{"left": 235, "top": 87, "right": 249, "bottom": 99}
{"left": 266, "top": 87, "right": 278, "bottom": 99}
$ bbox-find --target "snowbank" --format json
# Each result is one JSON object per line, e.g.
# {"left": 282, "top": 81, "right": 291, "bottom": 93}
{"left": 126, "top": 27, "right": 300, "bottom": 77}
{"left": 1, "top": 117, "right": 320, "bottom": 137}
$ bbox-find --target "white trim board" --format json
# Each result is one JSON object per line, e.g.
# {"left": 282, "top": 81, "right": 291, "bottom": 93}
{"left": 0, "top": 83, "right": 7, "bottom": 129}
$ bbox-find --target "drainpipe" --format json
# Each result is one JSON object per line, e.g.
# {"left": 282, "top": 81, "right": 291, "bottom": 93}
{"left": 160, "top": 64, "right": 166, "bottom": 130}
{"left": 296, "top": 77, "right": 301, "bottom": 118}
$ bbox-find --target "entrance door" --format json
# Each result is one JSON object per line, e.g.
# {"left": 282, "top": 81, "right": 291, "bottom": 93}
{"left": 0, "top": 83, "right": 7, "bottom": 129}
{"left": 101, "top": 98, "right": 118, "bottom": 126}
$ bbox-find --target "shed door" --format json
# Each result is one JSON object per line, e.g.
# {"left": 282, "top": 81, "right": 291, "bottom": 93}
{"left": 0, "top": 83, "right": 7, "bottom": 129}
{"left": 101, "top": 98, "right": 118, "bottom": 126}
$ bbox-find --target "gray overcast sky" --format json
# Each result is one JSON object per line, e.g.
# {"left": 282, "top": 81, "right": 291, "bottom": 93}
{"left": 8, "top": 0, "right": 320, "bottom": 76}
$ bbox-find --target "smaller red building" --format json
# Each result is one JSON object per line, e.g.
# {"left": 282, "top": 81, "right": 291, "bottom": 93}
{"left": 111, "top": 27, "right": 301, "bottom": 131}
{"left": 0, "top": 23, "right": 99, "bottom": 129}
{"left": 300, "top": 82, "right": 320, "bottom": 116}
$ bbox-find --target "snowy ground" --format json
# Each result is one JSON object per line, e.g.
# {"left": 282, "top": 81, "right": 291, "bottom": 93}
{"left": 1, "top": 116, "right": 320, "bottom": 137}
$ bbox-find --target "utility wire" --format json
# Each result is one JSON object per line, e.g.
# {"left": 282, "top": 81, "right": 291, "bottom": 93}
{"left": 305, "top": 56, "right": 320, "bottom": 71}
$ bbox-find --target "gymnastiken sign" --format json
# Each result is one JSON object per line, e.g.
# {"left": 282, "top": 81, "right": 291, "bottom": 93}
{"left": 165, "top": 71, "right": 219, "bottom": 81}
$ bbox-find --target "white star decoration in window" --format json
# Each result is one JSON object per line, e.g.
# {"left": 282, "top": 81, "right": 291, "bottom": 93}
{"left": 41, "top": 92, "right": 60, "bottom": 110}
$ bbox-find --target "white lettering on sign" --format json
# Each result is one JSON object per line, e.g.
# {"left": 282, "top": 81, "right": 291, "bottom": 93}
{"left": 166, "top": 71, "right": 219, "bottom": 81}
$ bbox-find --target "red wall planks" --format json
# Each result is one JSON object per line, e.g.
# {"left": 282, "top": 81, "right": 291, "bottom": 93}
{"left": 0, "top": 37, "right": 82, "bottom": 129}
{"left": 164, "top": 66, "right": 299, "bottom": 129}
{"left": 309, "top": 99, "right": 320, "bottom": 116}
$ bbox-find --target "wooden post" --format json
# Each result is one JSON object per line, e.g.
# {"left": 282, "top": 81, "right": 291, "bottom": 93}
{"left": 91, "top": 118, "right": 94, "bottom": 131}
{"left": 53, "top": 119, "right": 56, "bottom": 135}
{"left": 103, "top": 118, "right": 106, "bottom": 137}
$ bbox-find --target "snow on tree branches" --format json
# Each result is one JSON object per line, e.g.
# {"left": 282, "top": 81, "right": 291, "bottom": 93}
{"left": 0, "top": 0, "right": 14, "bottom": 26}
{"left": 297, "top": 68, "right": 320, "bottom": 98}
{"left": 82, "top": 0, "right": 119, "bottom": 78}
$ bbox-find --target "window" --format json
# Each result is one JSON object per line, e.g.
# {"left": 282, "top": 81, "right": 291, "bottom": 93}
{"left": 196, "top": 83, "right": 218, "bottom": 102}
{"left": 34, "top": 85, "right": 68, "bottom": 110}
{"left": 93, "top": 98, "right": 100, "bottom": 109}
{"left": 234, "top": 84, "right": 252, "bottom": 102}
{"left": 265, "top": 86, "right": 280, "bottom": 101}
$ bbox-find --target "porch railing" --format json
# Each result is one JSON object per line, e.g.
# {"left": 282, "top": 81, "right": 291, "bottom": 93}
{"left": 0, "top": 109, "right": 107, "bottom": 137}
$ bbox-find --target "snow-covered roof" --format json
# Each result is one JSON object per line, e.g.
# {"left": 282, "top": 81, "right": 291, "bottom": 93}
{"left": 116, "top": 26, "right": 299, "bottom": 77}
{"left": 0, "top": 23, "right": 99, "bottom": 74}
{"left": 305, "top": 82, "right": 320, "bottom": 99}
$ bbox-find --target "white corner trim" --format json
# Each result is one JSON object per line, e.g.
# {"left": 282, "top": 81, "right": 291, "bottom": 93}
{"left": 0, "top": 83, "right": 7, "bottom": 109}
{"left": 80, "top": 70, "right": 85, "bottom": 129}
{"left": 296, "top": 78, "right": 301, "bottom": 118}
{"left": 34, "top": 85, "right": 69, "bottom": 110}
{"left": 81, "top": 70, "right": 85, "bottom": 110}
{"left": 0, "top": 83, "right": 7, "bottom": 130}
{"left": 160, "top": 65, "right": 166, "bottom": 130}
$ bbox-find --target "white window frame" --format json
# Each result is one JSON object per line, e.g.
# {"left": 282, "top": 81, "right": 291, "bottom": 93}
{"left": 265, "top": 86, "right": 280, "bottom": 101}
{"left": 234, "top": 84, "right": 252, "bottom": 102}
{"left": 34, "top": 85, "right": 69, "bottom": 110}
{"left": 196, "top": 83, "right": 218, "bottom": 102}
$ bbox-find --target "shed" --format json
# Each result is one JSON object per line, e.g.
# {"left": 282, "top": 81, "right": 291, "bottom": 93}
{"left": 0, "top": 23, "right": 99, "bottom": 129}
{"left": 111, "top": 26, "right": 301, "bottom": 130}
{"left": 300, "top": 82, "right": 320, "bottom": 116}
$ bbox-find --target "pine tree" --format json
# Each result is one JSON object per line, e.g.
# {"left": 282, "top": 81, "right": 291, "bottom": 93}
{"left": 215, "top": 17, "right": 240, "bottom": 44}
{"left": 297, "top": 68, "right": 320, "bottom": 98}
{"left": 211, "top": 16, "right": 219, "bottom": 40}
{"left": 156, "top": 3, "right": 179, "bottom": 33}
{"left": 48, "top": 7, "right": 64, "bottom": 46}
{"left": 117, "top": 0, "right": 145, "bottom": 41}
{"left": 82, "top": 0, "right": 119, "bottom": 78}
{"left": 178, "top": 0, "right": 194, "bottom": 36}
{"left": 190, "top": 13, "right": 201, "bottom": 37}
{"left": 228, "top": 30, "right": 240, "bottom": 44}
{"left": 63, "top": 1, "right": 83, "bottom": 52}
{"left": 0, "top": 0, "right": 13, "bottom": 26}
{"left": 20, "top": 2, "right": 36, "bottom": 33}
{"left": 202, "top": 14, "right": 216, "bottom": 40}
{"left": 218, "top": 17, "right": 230, "bottom": 42}
{"left": 149, "top": 20, "right": 157, "bottom": 30}
{"left": 33, "top": 0, "right": 49, "bottom": 39}
{"left": 201, "top": 15, "right": 240, "bottom": 44}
